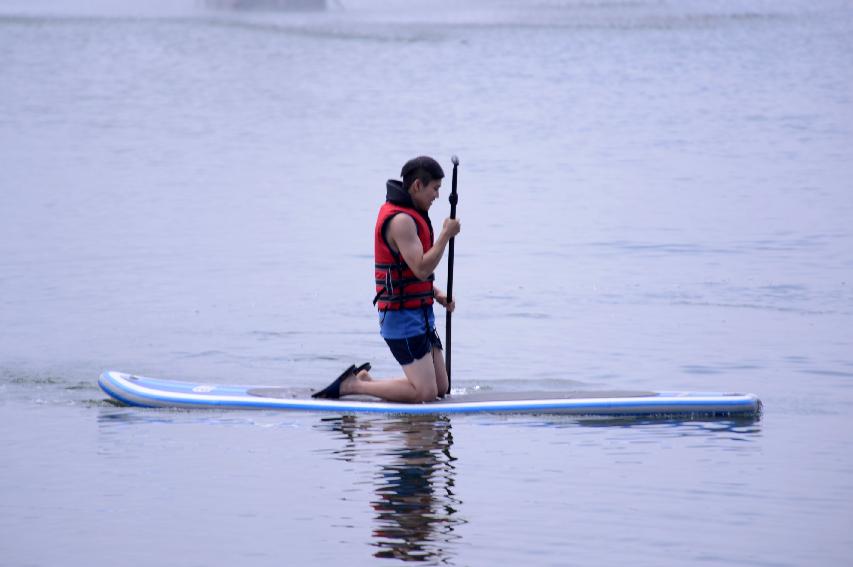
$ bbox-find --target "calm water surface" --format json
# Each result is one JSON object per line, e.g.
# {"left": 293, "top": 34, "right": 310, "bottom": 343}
{"left": 1, "top": 1, "right": 852, "bottom": 565}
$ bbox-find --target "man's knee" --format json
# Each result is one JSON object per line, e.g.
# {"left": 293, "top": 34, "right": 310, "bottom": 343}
{"left": 402, "top": 352, "right": 440, "bottom": 402}
{"left": 413, "top": 382, "right": 438, "bottom": 403}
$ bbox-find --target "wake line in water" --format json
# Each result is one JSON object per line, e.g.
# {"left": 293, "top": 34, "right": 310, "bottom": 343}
{"left": 0, "top": 6, "right": 792, "bottom": 33}
{"left": 201, "top": 16, "right": 445, "bottom": 44}
{"left": 668, "top": 300, "right": 845, "bottom": 316}
{"left": 0, "top": 13, "right": 449, "bottom": 44}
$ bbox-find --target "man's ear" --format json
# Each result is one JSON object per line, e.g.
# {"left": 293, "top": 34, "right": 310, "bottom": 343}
{"left": 410, "top": 178, "right": 423, "bottom": 194}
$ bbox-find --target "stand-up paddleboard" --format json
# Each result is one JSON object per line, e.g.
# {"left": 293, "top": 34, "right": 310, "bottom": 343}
{"left": 99, "top": 371, "right": 761, "bottom": 416}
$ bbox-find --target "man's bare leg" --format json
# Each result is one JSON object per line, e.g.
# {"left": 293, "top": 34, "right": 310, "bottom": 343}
{"left": 340, "top": 353, "right": 439, "bottom": 403}
{"left": 431, "top": 347, "right": 449, "bottom": 396}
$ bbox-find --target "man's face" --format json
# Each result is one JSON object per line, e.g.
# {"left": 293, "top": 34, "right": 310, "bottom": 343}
{"left": 413, "top": 178, "right": 442, "bottom": 211}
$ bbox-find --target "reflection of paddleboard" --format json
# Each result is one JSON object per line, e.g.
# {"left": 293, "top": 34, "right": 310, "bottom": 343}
{"left": 99, "top": 371, "right": 762, "bottom": 416}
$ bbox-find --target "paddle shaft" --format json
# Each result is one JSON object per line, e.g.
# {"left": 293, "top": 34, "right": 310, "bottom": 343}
{"left": 445, "top": 156, "right": 459, "bottom": 390}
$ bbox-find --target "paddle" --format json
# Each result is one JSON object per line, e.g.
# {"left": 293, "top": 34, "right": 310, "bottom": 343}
{"left": 445, "top": 155, "right": 459, "bottom": 392}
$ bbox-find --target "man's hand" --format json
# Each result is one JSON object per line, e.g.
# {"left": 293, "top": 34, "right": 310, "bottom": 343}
{"left": 441, "top": 218, "right": 461, "bottom": 239}
{"left": 434, "top": 288, "right": 456, "bottom": 313}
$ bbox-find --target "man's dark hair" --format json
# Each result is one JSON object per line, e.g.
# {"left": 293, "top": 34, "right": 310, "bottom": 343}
{"left": 401, "top": 156, "right": 444, "bottom": 192}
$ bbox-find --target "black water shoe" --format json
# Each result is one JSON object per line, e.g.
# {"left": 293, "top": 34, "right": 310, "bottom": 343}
{"left": 312, "top": 365, "right": 356, "bottom": 399}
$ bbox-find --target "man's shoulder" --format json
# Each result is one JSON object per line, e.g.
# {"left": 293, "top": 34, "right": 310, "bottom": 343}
{"left": 386, "top": 211, "right": 418, "bottom": 235}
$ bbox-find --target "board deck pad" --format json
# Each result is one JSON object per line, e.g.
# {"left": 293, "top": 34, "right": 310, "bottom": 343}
{"left": 99, "top": 371, "right": 762, "bottom": 417}
{"left": 247, "top": 388, "right": 658, "bottom": 402}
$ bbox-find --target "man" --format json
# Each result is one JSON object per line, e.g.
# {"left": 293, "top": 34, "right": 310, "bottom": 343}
{"left": 313, "top": 156, "right": 461, "bottom": 402}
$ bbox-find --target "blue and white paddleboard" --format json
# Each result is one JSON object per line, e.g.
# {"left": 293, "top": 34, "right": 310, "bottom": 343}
{"left": 99, "top": 371, "right": 762, "bottom": 416}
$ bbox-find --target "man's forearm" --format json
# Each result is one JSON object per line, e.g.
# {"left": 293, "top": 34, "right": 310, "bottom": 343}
{"left": 418, "top": 233, "right": 450, "bottom": 279}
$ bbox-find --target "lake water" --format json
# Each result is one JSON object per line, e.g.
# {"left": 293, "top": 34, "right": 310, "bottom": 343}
{"left": 1, "top": 1, "right": 852, "bottom": 565}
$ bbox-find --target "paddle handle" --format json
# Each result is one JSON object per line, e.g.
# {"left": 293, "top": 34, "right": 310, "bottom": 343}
{"left": 445, "top": 155, "right": 459, "bottom": 391}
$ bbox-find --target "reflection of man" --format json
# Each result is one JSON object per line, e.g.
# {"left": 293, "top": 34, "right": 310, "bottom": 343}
{"left": 323, "top": 415, "right": 461, "bottom": 562}
{"left": 313, "top": 157, "right": 461, "bottom": 402}
{"left": 371, "top": 416, "right": 458, "bottom": 561}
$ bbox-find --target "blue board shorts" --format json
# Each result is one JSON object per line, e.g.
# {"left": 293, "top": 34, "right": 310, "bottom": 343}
{"left": 384, "top": 327, "right": 444, "bottom": 366}
{"left": 379, "top": 306, "right": 442, "bottom": 365}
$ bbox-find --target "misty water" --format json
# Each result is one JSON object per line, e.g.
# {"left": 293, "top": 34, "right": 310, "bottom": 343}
{"left": 2, "top": 1, "right": 852, "bottom": 565}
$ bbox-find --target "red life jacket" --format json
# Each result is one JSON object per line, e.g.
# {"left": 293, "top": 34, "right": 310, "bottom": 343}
{"left": 373, "top": 202, "right": 435, "bottom": 311}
